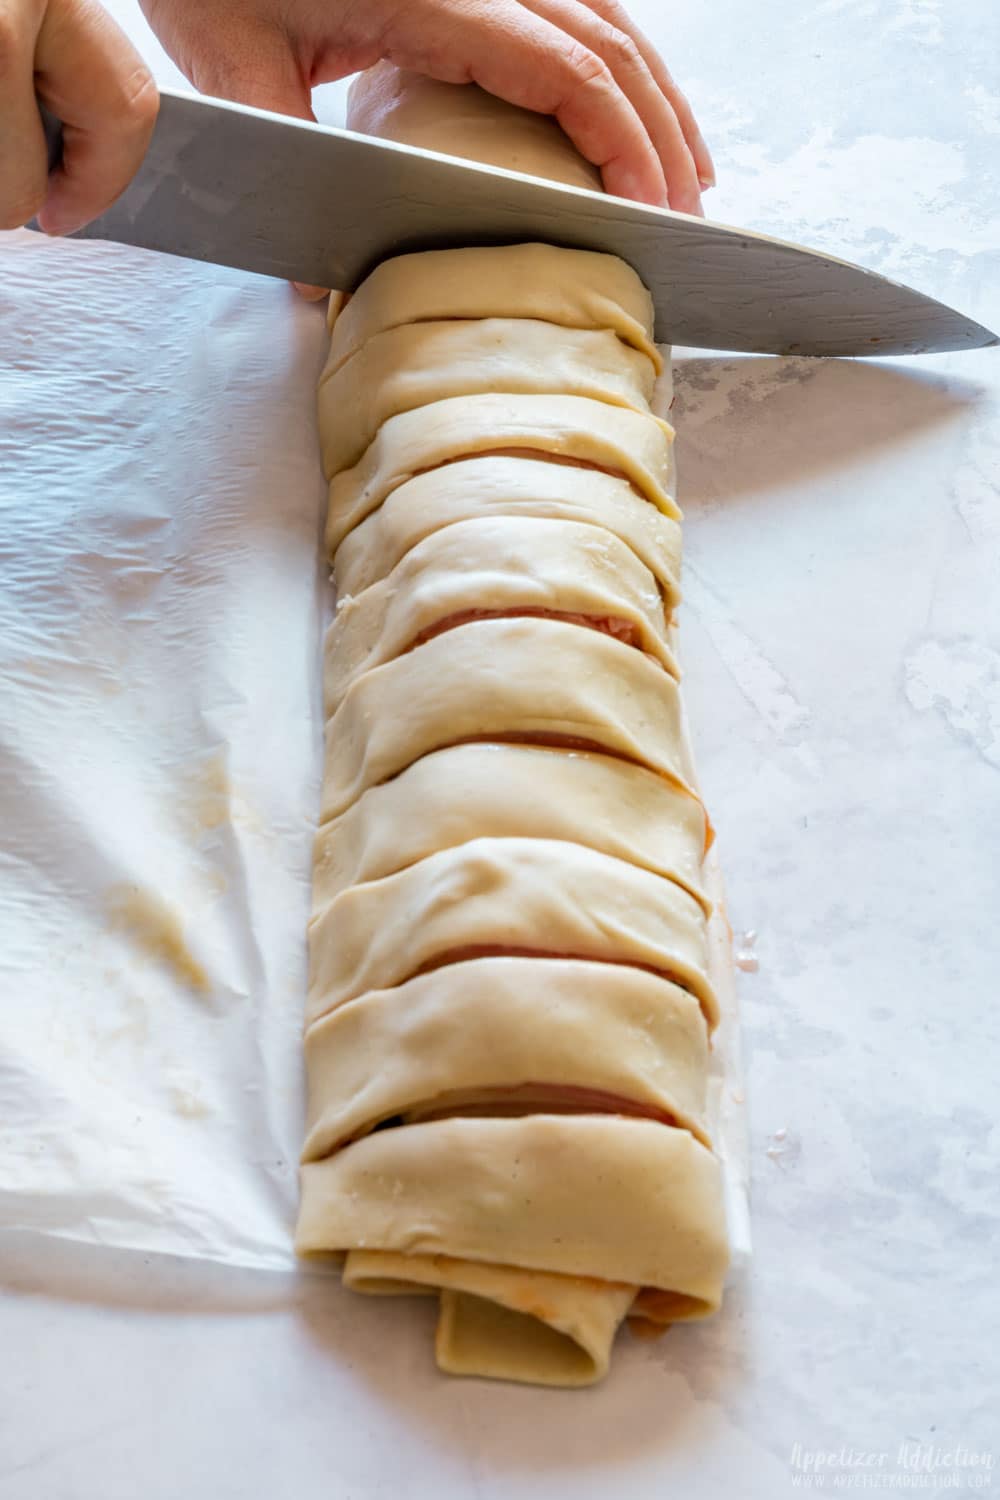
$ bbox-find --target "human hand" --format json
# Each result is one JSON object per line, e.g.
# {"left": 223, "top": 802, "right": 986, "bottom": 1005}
{"left": 141, "top": 0, "right": 713, "bottom": 216}
{"left": 0, "top": 0, "right": 158, "bottom": 234}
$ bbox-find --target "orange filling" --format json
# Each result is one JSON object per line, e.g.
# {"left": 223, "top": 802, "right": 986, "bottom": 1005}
{"left": 409, "top": 607, "right": 646, "bottom": 652}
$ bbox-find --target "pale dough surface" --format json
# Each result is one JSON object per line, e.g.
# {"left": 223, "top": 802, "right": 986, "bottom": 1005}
{"left": 320, "top": 616, "right": 696, "bottom": 822}
{"left": 332, "top": 454, "right": 682, "bottom": 602}
{"left": 326, "top": 243, "right": 660, "bottom": 372}
{"left": 324, "top": 515, "right": 677, "bottom": 710}
{"left": 301, "top": 956, "right": 711, "bottom": 1161}
{"left": 297, "top": 1114, "right": 729, "bottom": 1309}
{"left": 306, "top": 836, "right": 718, "bottom": 1029}
{"left": 312, "top": 742, "right": 709, "bottom": 910}
{"left": 324, "top": 393, "right": 677, "bottom": 547}
{"left": 347, "top": 62, "right": 603, "bottom": 191}
{"left": 318, "top": 318, "right": 656, "bottom": 474}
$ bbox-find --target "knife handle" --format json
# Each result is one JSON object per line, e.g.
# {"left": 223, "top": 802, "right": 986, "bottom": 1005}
{"left": 37, "top": 101, "right": 65, "bottom": 173}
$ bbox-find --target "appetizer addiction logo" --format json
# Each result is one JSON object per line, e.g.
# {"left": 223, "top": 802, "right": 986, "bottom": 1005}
{"left": 789, "top": 1443, "right": 994, "bottom": 1489}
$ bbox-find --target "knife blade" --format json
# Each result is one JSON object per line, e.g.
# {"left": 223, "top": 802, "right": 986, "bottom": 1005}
{"left": 37, "top": 88, "right": 996, "bottom": 358}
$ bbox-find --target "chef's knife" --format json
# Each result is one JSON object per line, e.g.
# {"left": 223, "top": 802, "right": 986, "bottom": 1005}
{"left": 37, "top": 88, "right": 996, "bottom": 358}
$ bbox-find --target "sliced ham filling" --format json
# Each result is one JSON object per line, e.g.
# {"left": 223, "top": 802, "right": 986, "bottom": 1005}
{"left": 408, "top": 607, "right": 649, "bottom": 654}
{"left": 424, "top": 446, "right": 633, "bottom": 485}
{"left": 402, "top": 1083, "right": 683, "bottom": 1130}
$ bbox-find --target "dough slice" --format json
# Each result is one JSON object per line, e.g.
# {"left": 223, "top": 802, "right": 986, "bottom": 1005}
{"left": 333, "top": 455, "right": 682, "bottom": 601}
{"left": 347, "top": 63, "right": 603, "bottom": 192}
{"left": 324, "top": 393, "right": 676, "bottom": 541}
{"left": 324, "top": 515, "right": 676, "bottom": 710}
{"left": 318, "top": 318, "right": 655, "bottom": 474}
{"left": 346, "top": 1251, "right": 637, "bottom": 1387}
{"left": 325, "top": 243, "right": 660, "bottom": 371}
{"left": 313, "top": 742, "right": 709, "bottom": 910}
{"left": 306, "top": 837, "right": 717, "bottom": 1028}
{"left": 302, "top": 957, "right": 711, "bottom": 1160}
{"left": 297, "top": 1114, "right": 730, "bottom": 1311}
{"left": 320, "top": 617, "right": 695, "bottom": 822}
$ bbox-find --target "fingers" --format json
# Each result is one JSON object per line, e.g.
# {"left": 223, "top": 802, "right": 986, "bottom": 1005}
{"left": 32, "top": 0, "right": 158, "bottom": 235}
{"left": 580, "top": 0, "right": 715, "bottom": 188}
{"left": 519, "top": 0, "right": 703, "bottom": 213}
{"left": 142, "top": 3, "right": 327, "bottom": 299}
{"left": 0, "top": 0, "right": 50, "bottom": 229}
{"left": 381, "top": 0, "right": 671, "bottom": 207}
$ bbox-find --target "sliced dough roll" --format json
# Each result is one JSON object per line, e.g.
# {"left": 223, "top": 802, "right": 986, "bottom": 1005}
{"left": 297, "top": 1114, "right": 729, "bottom": 1311}
{"left": 320, "top": 617, "right": 694, "bottom": 822}
{"left": 333, "top": 454, "right": 683, "bottom": 602}
{"left": 347, "top": 63, "right": 604, "bottom": 193}
{"left": 307, "top": 837, "right": 717, "bottom": 1028}
{"left": 302, "top": 957, "right": 711, "bottom": 1160}
{"left": 324, "top": 393, "right": 677, "bottom": 542}
{"left": 325, "top": 515, "right": 676, "bottom": 710}
{"left": 313, "top": 742, "right": 708, "bottom": 910}
{"left": 325, "top": 242, "right": 660, "bottom": 372}
{"left": 318, "top": 318, "right": 656, "bottom": 474}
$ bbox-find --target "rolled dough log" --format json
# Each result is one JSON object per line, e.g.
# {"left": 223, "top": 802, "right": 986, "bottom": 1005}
{"left": 297, "top": 63, "right": 730, "bottom": 1388}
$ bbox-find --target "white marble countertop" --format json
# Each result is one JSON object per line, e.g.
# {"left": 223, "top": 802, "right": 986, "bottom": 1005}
{"left": 2, "top": 0, "right": 998, "bottom": 1495}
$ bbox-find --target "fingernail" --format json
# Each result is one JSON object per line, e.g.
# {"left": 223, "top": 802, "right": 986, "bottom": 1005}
{"left": 698, "top": 173, "right": 715, "bottom": 191}
{"left": 293, "top": 281, "right": 330, "bottom": 302}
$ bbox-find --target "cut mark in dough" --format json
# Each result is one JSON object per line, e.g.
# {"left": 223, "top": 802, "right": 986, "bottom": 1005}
{"left": 418, "top": 446, "right": 638, "bottom": 492}
{"left": 406, "top": 943, "right": 711, "bottom": 1022}
{"left": 376, "top": 731, "right": 700, "bottom": 807}
{"left": 404, "top": 1084, "right": 685, "bottom": 1130}
{"left": 407, "top": 608, "right": 651, "bottom": 657}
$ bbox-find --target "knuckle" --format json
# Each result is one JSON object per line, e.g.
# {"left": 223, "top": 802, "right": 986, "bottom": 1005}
{"left": 602, "top": 25, "right": 643, "bottom": 74}
{"left": 111, "top": 64, "right": 160, "bottom": 134}
{"left": 563, "top": 41, "right": 612, "bottom": 90}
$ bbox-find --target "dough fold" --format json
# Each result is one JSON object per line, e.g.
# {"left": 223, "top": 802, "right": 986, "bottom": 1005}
{"left": 333, "top": 455, "right": 682, "bottom": 604}
{"left": 324, "top": 393, "right": 677, "bottom": 542}
{"left": 302, "top": 956, "right": 711, "bottom": 1161}
{"left": 319, "top": 317, "right": 656, "bottom": 474}
{"left": 312, "top": 742, "right": 709, "bottom": 910}
{"left": 324, "top": 515, "right": 677, "bottom": 710}
{"left": 297, "top": 1115, "right": 729, "bottom": 1312}
{"left": 306, "top": 837, "right": 719, "bottom": 1029}
{"left": 321, "top": 617, "right": 695, "bottom": 823}
{"left": 325, "top": 242, "right": 661, "bottom": 372}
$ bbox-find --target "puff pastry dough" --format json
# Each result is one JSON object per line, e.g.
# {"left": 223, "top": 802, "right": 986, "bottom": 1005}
{"left": 324, "top": 515, "right": 678, "bottom": 707}
{"left": 297, "top": 65, "right": 730, "bottom": 1387}
{"left": 333, "top": 454, "right": 682, "bottom": 602}
{"left": 312, "top": 743, "right": 709, "bottom": 908}
{"left": 320, "top": 616, "right": 695, "bottom": 821}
